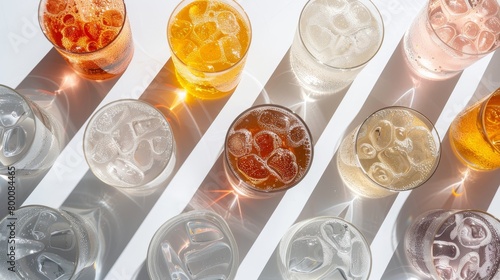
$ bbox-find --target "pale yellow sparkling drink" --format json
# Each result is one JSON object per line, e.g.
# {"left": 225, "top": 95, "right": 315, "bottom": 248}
{"left": 337, "top": 107, "right": 441, "bottom": 198}
{"left": 167, "top": 0, "right": 251, "bottom": 100}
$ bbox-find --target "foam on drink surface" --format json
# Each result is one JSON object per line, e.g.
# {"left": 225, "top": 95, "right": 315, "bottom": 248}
{"left": 300, "top": 0, "right": 383, "bottom": 68}
{"left": 41, "top": 0, "right": 125, "bottom": 53}
{"left": 226, "top": 107, "right": 312, "bottom": 191}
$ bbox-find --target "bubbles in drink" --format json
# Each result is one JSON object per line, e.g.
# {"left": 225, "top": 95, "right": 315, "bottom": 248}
{"left": 84, "top": 100, "right": 175, "bottom": 188}
{"left": 148, "top": 211, "right": 238, "bottom": 280}
{"left": 225, "top": 106, "right": 312, "bottom": 193}
{"left": 279, "top": 217, "right": 371, "bottom": 280}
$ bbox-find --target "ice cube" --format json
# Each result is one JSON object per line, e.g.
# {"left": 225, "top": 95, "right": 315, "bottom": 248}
{"left": 217, "top": 11, "right": 240, "bottom": 35}
{"left": 325, "top": 0, "right": 347, "bottom": 12}
{"left": 434, "top": 258, "right": 457, "bottom": 280}
{"left": 436, "top": 215, "right": 457, "bottom": 237}
{"left": 62, "top": 25, "right": 82, "bottom": 43}
{"left": 102, "top": 9, "right": 124, "bottom": 27}
{"left": 107, "top": 158, "right": 144, "bottom": 186}
{"left": 199, "top": 41, "right": 223, "bottom": 63}
{"left": 429, "top": 9, "right": 447, "bottom": 28}
{"left": 184, "top": 241, "right": 233, "bottom": 278}
{"left": 96, "top": 106, "right": 127, "bottom": 133}
{"left": 485, "top": 17, "right": 500, "bottom": 35}
{"left": 321, "top": 220, "right": 352, "bottom": 253}
{"left": 451, "top": 35, "right": 478, "bottom": 54}
{"left": 432, "top": 241, "right": 460, "bottom": 260}
{"left": 368, "top": 120, "right": 394, "bottom": 151}
{"left": 378, "top": 147, "right": 411, "bottom": 175}
{"left": 306, "top": 24, "right": 334, "bottom": 53}
{"left": 357, "top": 143, "right": 377, "bottom": 159}
{"left": 45, "top": 0, "right": 67, "bottom": 14}
{"left": 388, "top": 109, "right": 414, "bottom": 128}
{"left": 435, "top": 26, "right": 457, "bottom": 43}
{"left": 253, "top": 130, "right": 281, "bottom": 159}
{"left": 161, "top": 242, "right": 190, "bottom": 280}
{"left": 237, "top": 154, "right": 270, "bottom": 184}
{"left": 133, "top": 140, "right": 153, "bottom": 168}
{"left": 91, "top": 136, "right": 118, "bottom": 163}
{"left": 83, "top": 22, "right": 100, "bottom": 41}
{"left": 330, "top": 34, "right": 354, "bottom": 57}
{"left": 171, "top": 19, "right": 193, "bottom": 40}
{"left": 457, "top": 216, "right": 492, "bottom": 248}
{"left": 132, "top": 117, "right": 162, "bottom": 137}
{"left": 193, "top": 21, "right": 218, "bottom": 42}
{"left": 478, "top": 0, "right": 499, "bottom": 17}
{"left": 352, "top": 27, "right": 377, "bottom": 53}
{"left": 462, "top": 21, "right": 480, "bottom": 39}
{"left": 220, "top": 35, "right": 242, "bottom": 63}
{"left": 32, "top": 211, "right": 58, "bottom": 240}
{"left": 152, "top": 136, "right": 169, "bottom": 154}
{"left": 287, "top": 124, "right": 307, "bottom": 148}
{"left": 37, "top": 252, "right": 75, "bottom": 280}
{"left": 331, "top": 14, "right": 354, "bottom": 35}
{"left": 443, "top": 0, "right": 470, "bottom": 15}
{"left": 367, "top": 162, "right": 395, "bottom": 187}
{"left": 394, "top": 127, "right": 407, "bottom": 141}
{"left": 2, "top": 127, "right": 27, "bottom": 158}
{"left": 99, "top": 30, "right": 117, "bottom": 48}
{"left": 288, "top": 236, "right": 326, "bottom": 274}
{"left": 112, "top": 124, "right": 135, "bottom": 153}
{"left": 0, "top": 96, "right": 29, "bottom": 127}
{"left": 227, "top": 129, "right": 252, "bottom": 157}
{"left": 348, "top": 1, "right": 372, "bottom": 26}
{"left": 186, "top": 221, "right": 224, "bottom": 243}
{"left": 350, "top": 240, "right": 370, "bottom": 278}
{"left": 457, "top": 252, "right": 480, "bottom": 279}
{"left": 407, "top": 126, "right": 438, "bottom": 165}
{"left": 477, "top": 30, "right": 496, "bottom": 53}
{"left": 267, "top": 148, "right": 299, "bottom": 184}
{"left": 258, "top": 109, "right": 290, "bottom": 134}
{"left": 485, "top": 105, "right": 500, "bottom": 144}
{"left": 50, "top": 229, "right": 75, "bottom": 251}
{"left": 15, "top": 238, "right": 45, "bottom": 259}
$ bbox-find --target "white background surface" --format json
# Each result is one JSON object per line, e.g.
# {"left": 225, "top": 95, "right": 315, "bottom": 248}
{"left": 1, "top": 0, "right": 500, "bottom": 279}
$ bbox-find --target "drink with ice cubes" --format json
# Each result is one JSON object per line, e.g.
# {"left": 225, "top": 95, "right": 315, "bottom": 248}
{"left": 38, "top": 0, "right": 134, "bottom": 80}
{"left": 405, "top": 209, "right": 500, "bottom": 279}
{"left": 290, "top": 0, "right": 384, "bottom": 94}
{"left": 337, "top": 107, "right": 441, "bottom": 198}
{"left": 403, "top": 0, "right": 500, "bottom": 80}
{"left": 223, "top": 104, "right": 313, "bottom": 198}
{"left": 83, "top": 99, "right": 176, "bottom": 189}
{"left": 0, "top": 205, "right": 99, "bottom": 280}
{"left": 278, "top": 216, "right": 371, "bottom": 280}
{"left": 0, "top": 85, "right": 63, "bottom": 176}
{"left": 147, "top": 210, "right": 239, "bottom": 280}
{"left": 167, "top": 0, "right": 251, "bottom": 99}
{"left": 449, "top": 87, "right": 500, "bottom": 170}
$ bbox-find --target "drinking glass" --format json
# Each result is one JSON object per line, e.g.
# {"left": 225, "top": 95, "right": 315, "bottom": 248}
{"left": 83, "top": 99, "right": 176, "bottom": 189}
{"left": 38, "top": 0, "right": 134, "bottom": 80}
{"left": 0, "top": 85, "right": 63, "bottom": 176}
{"left": 147, "top": 210, "right": 239, "bottom": 280}
{"left": 278, "top": 216, "right": 372, "bottom": 280}
{"left": 167, "top": 0, "right": 252, "bottom": 100}
{"left": 449, "top": 87, "right": 500, "bottom": 170}
{"left": 0, "top": 205, "right": 99, "bottom": 280}
{"left": 337, "top": 106, "right": 441, "bottom": 198}
{"left": 290, "top": 0, "right": 384, "bottom": 95}
{"left": 405, "top": 209, "right": 500, "bottom": 279}
{"left": 403, "top": 0, "right": 500, "bottom": 80}
{"left": 223, "top": 104, "right": 313, "bottom": 198}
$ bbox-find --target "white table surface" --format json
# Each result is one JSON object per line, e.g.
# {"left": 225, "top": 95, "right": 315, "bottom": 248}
{"left": 1, "top": 0, "right": 500, "bottom": 279}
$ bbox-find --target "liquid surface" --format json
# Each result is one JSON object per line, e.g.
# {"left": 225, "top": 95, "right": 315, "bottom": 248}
{"left": 84, "top": 100, "right": 174, "bottom": 188}
{"left": 225, "top": 106, "right": 312, "bottom": 192}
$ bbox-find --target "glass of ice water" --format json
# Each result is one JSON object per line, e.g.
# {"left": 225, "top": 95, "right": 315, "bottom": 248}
{"left": 0, "top": 205, "right": 99, "bottom": 280}
{"left": 147, "top": 210, "right": 239, "bottom": 280}
{"left": 83, "top": 99, "right": 176, "bottom": 190}
{"left": 290, "top": 0, "right": 384, "bottom": 95}
{"left": 337, "top": 106, "right": 441, "bottom": 199}
{"left": 278, "top": 216, "right": 372, "bottom": 280}
{"left": 0, "top": 85, "right": 63, "bottom": 176}
{"left": 405, "top": 209, "right": 500, "bottom": 279}
{"left": 403, "top": 0, "right": 500, "bottom": 80}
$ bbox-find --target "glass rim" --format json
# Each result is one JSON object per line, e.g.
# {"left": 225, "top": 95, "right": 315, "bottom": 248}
{"left": 480, "top": 87, "right": 500, "bottom": 154}
{"left": 146, "top": 209, "right": 239, "bottom": 280}
{"left": 297, "top": 0, "right": 385, "bottom": 71}
{"left": 38, "top": 0, "right": 129, "bottom": 55}
{"left": 280, "top": 215, "right": 372, "bottom": 278}
{"left": 427, "top": 209, "right": 500, "bottom": 279}
{"left": 82, "top": 98, "right": 175, "bottom": 188}
{"left": 425, "top": 1, "right": 500, "bottom": 56}
{"left": 354, "top": 106, "right": 442, "bottom": 192}
{"left": 223, "top": 103, "right": 314, "bottom": 195}
{"left": 166, "top": 0, "right": 253, "bottom": 74}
